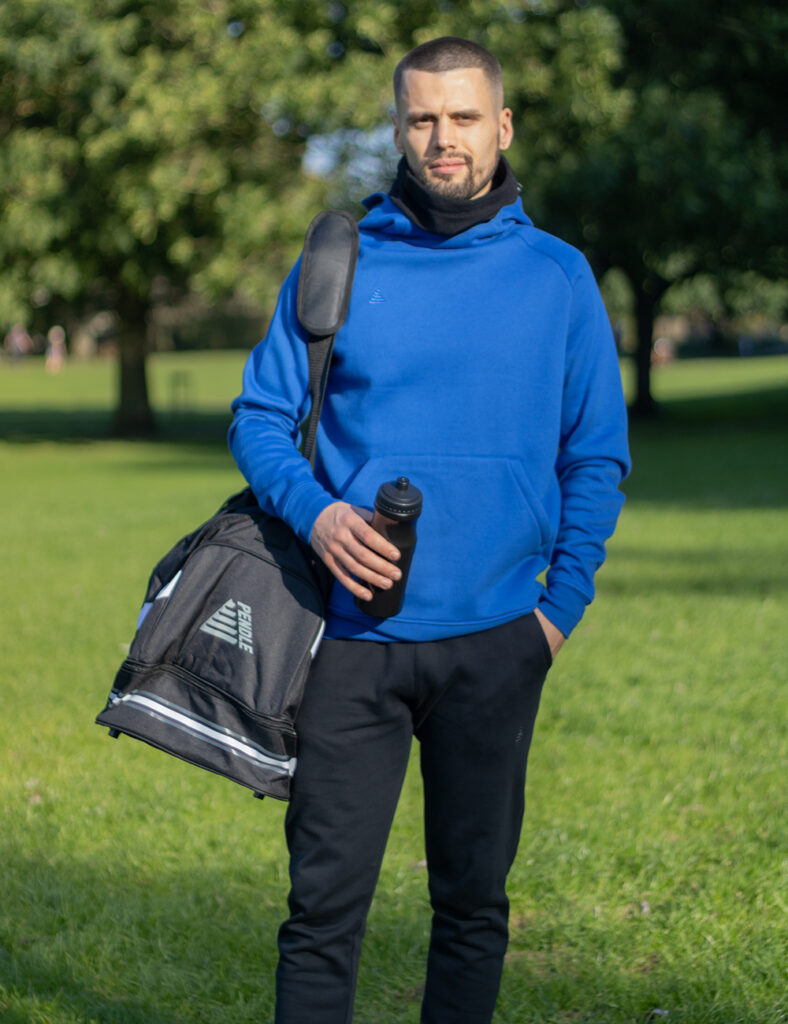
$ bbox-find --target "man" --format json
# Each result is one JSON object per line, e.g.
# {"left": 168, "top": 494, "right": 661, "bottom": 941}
{"left": 229, "top": 36, "right": 630, "bottom": 1024}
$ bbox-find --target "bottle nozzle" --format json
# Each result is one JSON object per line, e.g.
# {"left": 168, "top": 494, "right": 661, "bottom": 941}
{"left": 374, "top": 476, "right": 422, "bottom": 519}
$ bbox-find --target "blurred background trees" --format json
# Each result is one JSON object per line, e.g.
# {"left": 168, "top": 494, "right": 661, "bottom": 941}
{"left": 0, "top": 0, "right": 334, "bottom": 432}
{"left": 1, "top": 0, "right": 785, "bottom": 431}
{"left": 547, "top": 0, "right": 788, "bottom": 414}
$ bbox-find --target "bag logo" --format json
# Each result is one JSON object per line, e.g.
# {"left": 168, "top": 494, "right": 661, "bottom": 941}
{"left": 199, "top": 599, "right": 254, "bottom": 654}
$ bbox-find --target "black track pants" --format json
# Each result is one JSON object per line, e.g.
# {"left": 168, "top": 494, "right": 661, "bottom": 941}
{"left": 274, "top": 612, "right": 551, "bottom": 1024}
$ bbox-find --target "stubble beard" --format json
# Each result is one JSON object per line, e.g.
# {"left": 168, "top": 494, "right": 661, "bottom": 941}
{"left": 415, "top": 151, "right": 499, "bottom": 201}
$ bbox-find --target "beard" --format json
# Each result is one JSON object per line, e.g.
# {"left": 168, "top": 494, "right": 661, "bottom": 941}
{"left": 414, "top": 151, "right": 499, "bottom": 201}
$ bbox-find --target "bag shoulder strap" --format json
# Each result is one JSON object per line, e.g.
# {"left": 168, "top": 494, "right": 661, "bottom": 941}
{"left": 296, "top": 209, "right": 359, "bottom": 465}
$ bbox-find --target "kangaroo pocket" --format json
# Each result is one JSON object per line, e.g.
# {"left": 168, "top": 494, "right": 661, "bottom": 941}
{"left": 332, "top": 453, "right": 552, "bottom": 625}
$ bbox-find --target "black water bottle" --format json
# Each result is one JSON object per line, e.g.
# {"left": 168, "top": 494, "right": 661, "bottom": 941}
{"left": 355, "top": 476, "right": 423, "bottom": 618}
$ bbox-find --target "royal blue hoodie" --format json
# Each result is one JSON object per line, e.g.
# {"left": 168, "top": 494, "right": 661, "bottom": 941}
{"left": 229, "top": 193, "right": 630, "bottom": 642}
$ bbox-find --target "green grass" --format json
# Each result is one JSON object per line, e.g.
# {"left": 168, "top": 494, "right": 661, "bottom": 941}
{"left": 2, "top": 352, "right": 787, "bottom": 1023}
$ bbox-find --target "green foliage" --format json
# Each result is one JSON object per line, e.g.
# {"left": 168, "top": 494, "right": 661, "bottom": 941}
{"left": 1, "top": 0, "right": 786, "bottom": 424}
{"left": 1, "top": 352, "right": 787, "bottom": 1022}
{"left": 660, "top": 271, "right": 788, "bottom": 327}
{"left": 300, "top": 1, "right": 631, "bottom": 208}
{"left": 291, "top": 0, "right": 788, "bottom": 414}
{"left": 0, "top": 0, "right": 641, "bottom": 329}
{"left": 570, "top": 1, "right": 788, "bottom": 409}
{"left": 546, "top": 2, "right": 787, "bottom": 282}
{"left": 0, "top": 0, "right": 335, "bottom": 327}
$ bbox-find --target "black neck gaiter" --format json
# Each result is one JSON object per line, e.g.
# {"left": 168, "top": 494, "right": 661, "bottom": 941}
{"left": 388, "top": 155, "right": 520, "bottom": 237}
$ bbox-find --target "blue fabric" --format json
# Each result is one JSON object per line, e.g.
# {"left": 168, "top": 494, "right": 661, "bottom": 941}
{"left": 229, "top": 194, "right": 630, "bottom": 642}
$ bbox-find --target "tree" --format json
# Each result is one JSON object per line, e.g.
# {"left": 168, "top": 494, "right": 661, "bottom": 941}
{"left": 0, "top": 0, "right": 632, "bottom": 430}
{"left": 293, "top": 1, "right": 629, "bottom": 197}
{"left": 283, "top": 0, "right": 787, "bottom": 415}
{"left": 540, "top": 0, "right": 788, "bottom": 414}
{"left": 0, "top": 0, "right": 333, "bottom": 433}
{"left": 6, "top": 0, "right": 781, "bottom": 425}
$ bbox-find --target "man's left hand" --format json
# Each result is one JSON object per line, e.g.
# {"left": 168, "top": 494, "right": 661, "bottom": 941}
{"left": 533, "top": 607, "right": 566, "bottom": 660}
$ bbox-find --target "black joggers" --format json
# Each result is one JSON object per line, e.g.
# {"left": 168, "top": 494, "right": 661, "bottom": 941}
{"left": 274, "top": 612, "right": 552, "bottom": 1024}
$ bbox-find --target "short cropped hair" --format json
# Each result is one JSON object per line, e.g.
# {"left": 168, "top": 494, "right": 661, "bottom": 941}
{"left": 394, "top": 37, "right": 504, "bottom": 109}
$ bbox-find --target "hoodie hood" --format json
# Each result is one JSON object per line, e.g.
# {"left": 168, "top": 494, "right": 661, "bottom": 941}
{"left": 359, "top": 191, "right": 532, "bottom": 249}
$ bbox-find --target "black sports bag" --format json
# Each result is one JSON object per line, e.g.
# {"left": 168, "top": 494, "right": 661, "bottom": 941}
{"left": 95, "top": 210, "right": 358, "bottom": 800}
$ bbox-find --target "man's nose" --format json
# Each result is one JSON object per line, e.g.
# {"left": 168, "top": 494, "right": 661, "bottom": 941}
{"left": 434, "top": 115, "right": 457, "bottom": 150}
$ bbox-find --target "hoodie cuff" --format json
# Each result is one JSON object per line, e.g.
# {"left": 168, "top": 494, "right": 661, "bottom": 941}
{"left": 280, "top": 481, "right": 336, "bottom": 547}
{"left": 537, "top": 581, "right": 589, "bottom": 638}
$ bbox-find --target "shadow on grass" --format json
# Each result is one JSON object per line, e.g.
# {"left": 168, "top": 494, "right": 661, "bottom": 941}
{"left": 624, "top": 383, "right": 788, "bottom": 511}
{"left": 1, "top": 850, "right": 280, "bottom": 1024}
{"left": 648, "top": 381, "right": 788, "bottom": 423}
{"left": 603, "top": 543, "right": 787, "bottom": 596}
{"left": 2, "top": 382, "right": 787, "bottom": 511}
{"left": 0, "top": 408, "right": 232, "bottom": 446}
{"left": 0, "top": 847, "right": 770, "bottom": 1024}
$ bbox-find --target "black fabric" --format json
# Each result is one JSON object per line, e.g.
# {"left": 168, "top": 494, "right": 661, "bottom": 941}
{"left": 99, "top": 663, "right": 296, "bottom": 799}
{"left": 297, "top": 209, "right": 359, "bottom": 336}
{"left": 95, "top": 209, "right": 359, "bottom": 801}
{"left": 388, "top": 154, "right": 520, "bottom": 237}
{"left": 95, "top": 491, "right": 332, "bottom": 800}
{"left": 274, "top": 612, "right": 550, "bottom": 1024}
{"left": 301, "top": 332, "right": 335, "bottom": 468}
{"left": 298, "top": 211, "right": 359, "bottom": 466}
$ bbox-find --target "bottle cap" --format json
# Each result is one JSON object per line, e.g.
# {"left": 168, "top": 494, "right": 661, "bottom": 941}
{"left": 374, "top": 476, "right": 423, "bottom": 520}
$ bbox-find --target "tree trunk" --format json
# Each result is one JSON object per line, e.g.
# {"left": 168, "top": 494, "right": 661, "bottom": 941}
{"left": 630, "top": 276, "right": 663, "bottom": 418}
{"left": 113, "top": 300, "right": 155, "bottom": 436}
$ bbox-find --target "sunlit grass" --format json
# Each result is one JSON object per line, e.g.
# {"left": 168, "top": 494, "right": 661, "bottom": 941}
{"left": 2, "top": 352, "right": 786, "bottom": 1023}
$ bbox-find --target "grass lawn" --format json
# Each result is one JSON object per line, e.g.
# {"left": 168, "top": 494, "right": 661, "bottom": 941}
{"left": 1, "top": 352, "right": 786, "bottom": 1023}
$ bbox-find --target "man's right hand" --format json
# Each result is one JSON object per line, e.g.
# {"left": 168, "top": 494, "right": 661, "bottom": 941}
{"left": 310, "top": 502, "right": 401, "bottom": 602}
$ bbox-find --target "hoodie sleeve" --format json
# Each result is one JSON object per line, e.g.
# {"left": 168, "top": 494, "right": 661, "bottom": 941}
{"left": 537, "top": 256, "right": 631, "bottom": 636}
{"left": 227, "top": 260, "right": 337, "bottom": 544}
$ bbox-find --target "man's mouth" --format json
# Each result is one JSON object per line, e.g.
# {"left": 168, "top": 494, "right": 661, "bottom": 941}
{"left": 429, "top": 158, "right": 469, "bottom": 175}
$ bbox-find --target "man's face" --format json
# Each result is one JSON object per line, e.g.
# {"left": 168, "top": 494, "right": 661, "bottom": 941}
{"left": 393, "top": 67, "right": 513, "bottom": 201}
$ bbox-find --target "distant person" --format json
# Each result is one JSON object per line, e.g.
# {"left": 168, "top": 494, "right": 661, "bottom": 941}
{"left": 4, "top": 323, "right": 33, "bottom": 362}
{"left": 45, "top": 325, "right": 67, "bottom": 374}
{"left": 230, "top": 36, "right": 630, "bottom": 1023}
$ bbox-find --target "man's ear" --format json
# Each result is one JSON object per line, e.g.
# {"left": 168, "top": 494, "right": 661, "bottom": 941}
{"left": 499, "top": 107, "right": 513, "bottom": 152}
{"left": 392, "top": 111, "right": 404, "bottom": 153}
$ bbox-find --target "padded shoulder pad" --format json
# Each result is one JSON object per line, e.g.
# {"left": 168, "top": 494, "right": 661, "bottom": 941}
{"left": 297, "top": 210, "right": 359, "bottom": 336}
